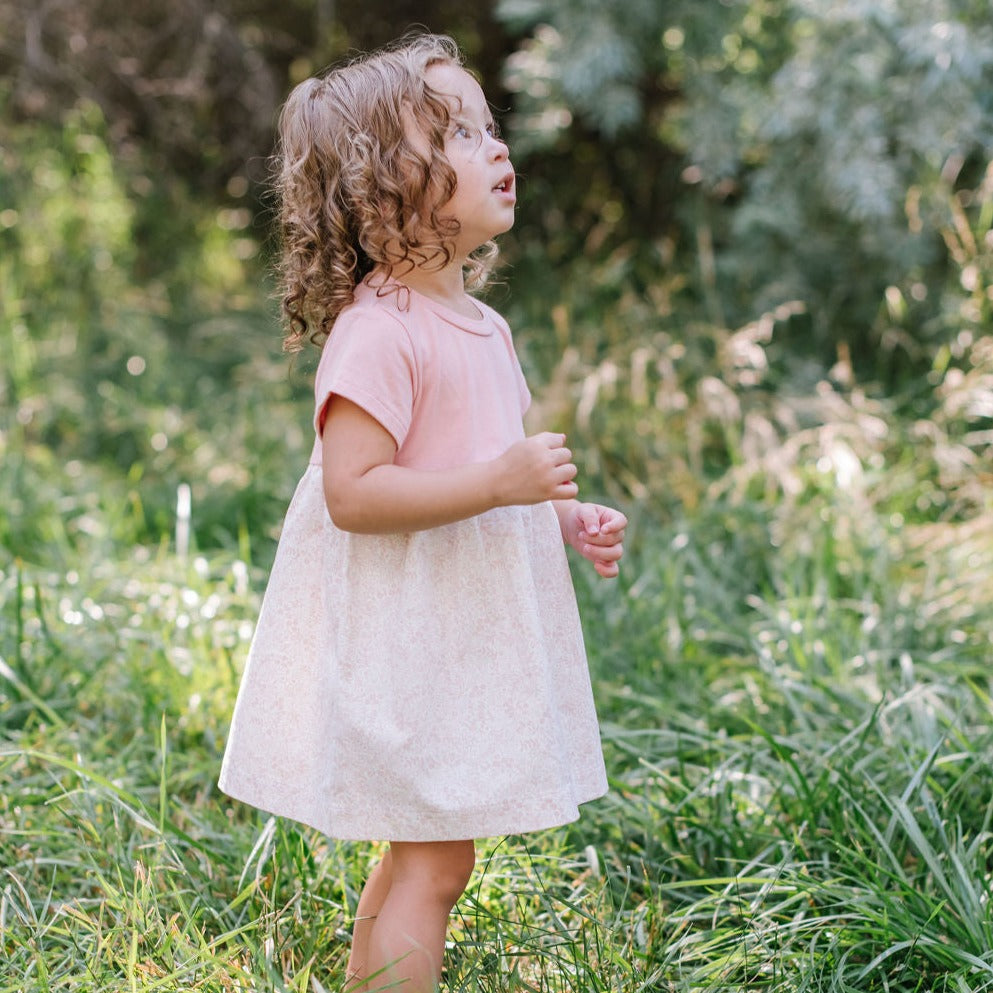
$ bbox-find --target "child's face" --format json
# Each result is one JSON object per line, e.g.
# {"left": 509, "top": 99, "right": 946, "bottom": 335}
{"left": 423, "top": 63, "right": 516, "bottom": 256}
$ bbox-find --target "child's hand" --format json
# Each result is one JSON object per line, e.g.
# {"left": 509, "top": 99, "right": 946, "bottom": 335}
{"left": 561, "top": 502, "right": 627, "bottom": 579}
{"left": 496, "top": 433, "right": 579, "bottom": 505}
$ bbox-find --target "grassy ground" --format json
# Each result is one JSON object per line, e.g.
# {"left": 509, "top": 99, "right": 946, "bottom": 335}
{"left": 3, "top": 448, "right": 993, "bottom": 991}
{"left": 3, "top": 115, "right": 993, "bottom": 991}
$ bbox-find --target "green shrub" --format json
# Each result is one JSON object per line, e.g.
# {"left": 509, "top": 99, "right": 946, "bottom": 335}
{"left": 0, "top": 99, "right": 306, "bottom": 567}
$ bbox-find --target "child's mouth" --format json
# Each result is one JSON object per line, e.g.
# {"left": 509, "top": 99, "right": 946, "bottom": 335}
{"left": 493, "top": 173, "right": 515, "bottom": 194}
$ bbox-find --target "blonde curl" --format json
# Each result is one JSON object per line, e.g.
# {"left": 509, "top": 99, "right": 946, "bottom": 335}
{"left": 274, "top": 33, "right": 499, "bottom": 351}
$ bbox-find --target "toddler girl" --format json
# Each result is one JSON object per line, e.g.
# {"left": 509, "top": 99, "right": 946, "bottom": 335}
{"left": 219, "top": 32, "right": 627, "bottom": 993}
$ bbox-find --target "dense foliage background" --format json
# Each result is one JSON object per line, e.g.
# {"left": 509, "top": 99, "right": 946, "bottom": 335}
{"left": 2, "top": 1, "right": 993, "bottom": 990}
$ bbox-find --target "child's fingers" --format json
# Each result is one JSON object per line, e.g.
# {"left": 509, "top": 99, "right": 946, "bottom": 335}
{"left": 577, "top": 504, "right": 603, "bottom": 536}
{"left": 580, "top": 523, "right": 625, "bottom": 546}
{"left": 584, "top": 541, "right": 624, "bottom": 562}
{"left": 581, "top": 510, "right": 625, "bottom": 577}
{"left": 598, "top": 509, "right": 628, "bottom": 533}
{"left": 583, "top": 529, "right": 624, "bottom": 547}
{"left": 576, "top": 504, "right": 626, "bottom": 578}
{"left": 578, "top": 505, "right": 627, "bottom": 536}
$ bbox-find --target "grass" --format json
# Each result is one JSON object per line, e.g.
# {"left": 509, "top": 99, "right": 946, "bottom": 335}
{"left": 3, "top": 108, "right": 993, "bottom": 992}
{"left": 4, "top": 306, "right": 993, "bottom": 990}
{"left": 3, "top": 454, "right": 993, "bottom": 991}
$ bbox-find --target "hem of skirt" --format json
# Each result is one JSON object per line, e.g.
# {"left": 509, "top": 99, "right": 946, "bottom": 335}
{"left": 217, "top": 778, "right": 609, "bottom": 842}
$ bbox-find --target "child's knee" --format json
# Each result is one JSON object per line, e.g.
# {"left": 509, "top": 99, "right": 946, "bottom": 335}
{"left": 428, "top": 840, "right": 475, "bottom": 903}
{"left": 392, "top": 839, "right": 475, "bottom": 905}
{"left": 444, "top": 840, "right": 476, "bottom": 892}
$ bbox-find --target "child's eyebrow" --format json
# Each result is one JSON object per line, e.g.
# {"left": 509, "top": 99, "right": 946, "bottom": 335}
{"left": 452, "top": 108, "right": 492, "bottom": 122}
{"left": 452, "top": 111, "right": 497, "bottom": 129}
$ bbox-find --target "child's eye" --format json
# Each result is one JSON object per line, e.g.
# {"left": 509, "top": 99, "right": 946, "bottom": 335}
{"left": 450, "top": 121, "right": 502, "bottom": 142}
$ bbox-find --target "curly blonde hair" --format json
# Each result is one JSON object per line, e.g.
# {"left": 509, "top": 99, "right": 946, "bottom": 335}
{"left": 275, "top": 33, "right": 500, "bottom": 351}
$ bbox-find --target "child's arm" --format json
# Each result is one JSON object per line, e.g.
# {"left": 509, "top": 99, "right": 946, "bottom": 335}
{"left": 553, "top": 499, "right": 627, "bottom": 579}
{"left": 322, "top": 395, "right": 579, "bottom": 533}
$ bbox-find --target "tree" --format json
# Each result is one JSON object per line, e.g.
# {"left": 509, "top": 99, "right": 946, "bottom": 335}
{"left": 0, "top": 0, "right": 510, "bottom": 196}
{"left": 496, "top": 0, "right": 993, "bottom": 369}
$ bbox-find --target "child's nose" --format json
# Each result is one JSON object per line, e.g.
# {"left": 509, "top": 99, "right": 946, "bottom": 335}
{"left": 488, "top": 135, "right": 509, "bottom": 160}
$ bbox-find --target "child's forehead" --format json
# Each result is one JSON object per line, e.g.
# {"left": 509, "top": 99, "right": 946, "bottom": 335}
{"left": 424, "top": 63, "right": 489, "bottom": 116}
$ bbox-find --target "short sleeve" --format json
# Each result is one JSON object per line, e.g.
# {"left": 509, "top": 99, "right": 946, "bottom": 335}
{"left": 313, "top": 311, "right": 416, "bottom": 449}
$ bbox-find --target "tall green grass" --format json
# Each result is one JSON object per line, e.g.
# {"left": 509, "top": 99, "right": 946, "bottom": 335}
{"left": 3, "top": 468, "right": 992, "bottom": 991}
{"left": 3, "top": 111, "right": 993, "bottom": 991}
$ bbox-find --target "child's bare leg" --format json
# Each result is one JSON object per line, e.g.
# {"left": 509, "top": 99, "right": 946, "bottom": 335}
{"left": 364, "top": 839, "right": 475, "bottom": 993}
{"left": 345, "top": 849, "right": 394, "bottom": 988}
